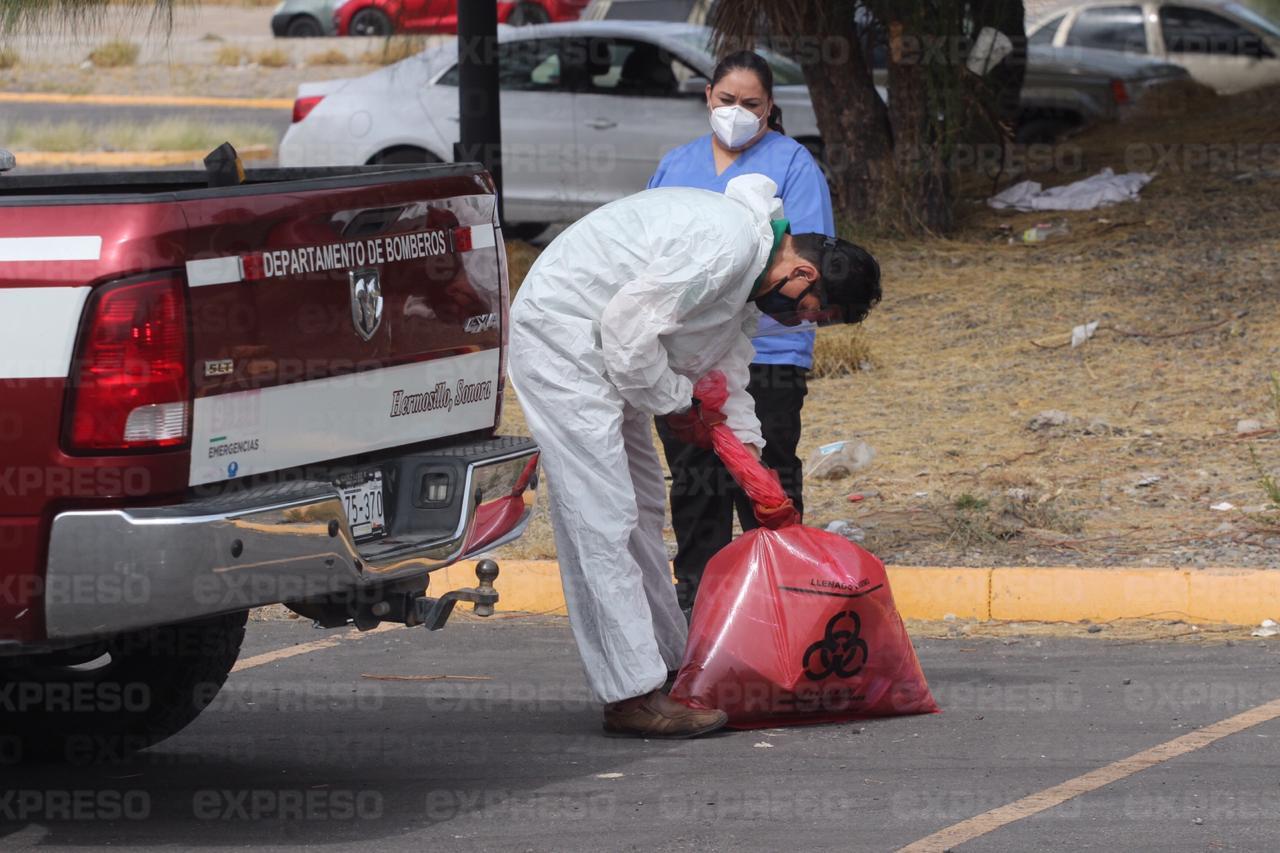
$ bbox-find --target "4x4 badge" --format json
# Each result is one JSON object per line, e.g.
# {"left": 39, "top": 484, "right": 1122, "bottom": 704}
{"left": 349, "top": 268, "right": 383, "bottom": 341}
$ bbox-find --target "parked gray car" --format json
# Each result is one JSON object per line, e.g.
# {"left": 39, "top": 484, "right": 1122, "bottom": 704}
{"left": 1030, "top": 0, "right": 1280, "bottom": 94}
{"left": 584, "top": 0, "right": 1197, "bottom": 141}
{"left": 272, "top": 0, "right": 338, "bottom": 37}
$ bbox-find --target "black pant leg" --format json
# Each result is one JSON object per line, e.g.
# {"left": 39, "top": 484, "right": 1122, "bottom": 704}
{"left": 733, "top": 363, "right": 808, "bottom": 531}
{"left": 655, "top": 416, "right": 737, "bottom": 609}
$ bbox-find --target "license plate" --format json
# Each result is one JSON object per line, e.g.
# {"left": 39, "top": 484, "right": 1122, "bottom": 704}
{"left": 337, "top": 471, "right": 385, "bottom": 541}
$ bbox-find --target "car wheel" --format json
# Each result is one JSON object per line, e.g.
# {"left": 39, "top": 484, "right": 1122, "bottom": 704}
{"left": 349, "top": 7, "right": 393, "bottom": 36}
{"left": 285, "top": 15, "right": 324, "bottom": 37}
{"left": 369, "top": 146, "right": 443, "bottom": 165}
{"left": 1014, "top": 117, "right": 1077, "bottom": 145}
{"left": 507, "top": 2, "right": 550, "bottom": 25}
{"left": 1, "top": 611, "right": 248, "bottom": 764}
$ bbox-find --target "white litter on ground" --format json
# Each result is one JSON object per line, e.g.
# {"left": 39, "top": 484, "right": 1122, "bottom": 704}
{"left": 1071, "top": 320, "right": 1099, "bottom": 348}
{"left": 989, "top": 168, "right": 1153, "bottom": 211}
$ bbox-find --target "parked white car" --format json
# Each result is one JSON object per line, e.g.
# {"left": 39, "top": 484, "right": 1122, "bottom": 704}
{"left": 279, "top": 19, "right": 1194, "bottom": 232}
{"left": 278, "top": 21, "right": 826, "bottom": 235}
{"left": 1029, "top": 0, "right": 1280, "bottom": 93}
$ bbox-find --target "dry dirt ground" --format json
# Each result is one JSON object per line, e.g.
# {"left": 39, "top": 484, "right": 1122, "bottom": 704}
{"left": 0, "top": 5, "right": 436, "bottom": 98}
{"left": 7, "top": 10, "right": 1277, "bottom": 571}
{"left": 496, "top": 85, "right": 1280, "bottom": 571}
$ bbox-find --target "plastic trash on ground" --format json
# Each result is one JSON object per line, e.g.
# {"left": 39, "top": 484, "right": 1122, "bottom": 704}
{"left": 670, "top": 376, "right": 938, "bottom": 728}
{"left": 805, "top": 439, "right": 875, "bottom": 480}
{"left": 1252, "top": 619, "right": 1280, "bottom": 638}
{"left": 1021, "top": 220, "right": 1071, "bottom": 243}
{"left": 1071, "top": 320, "right": 1100, "bottom": 347}
{"left": 989, "top": 167, "right": 1153, "bottom": 212}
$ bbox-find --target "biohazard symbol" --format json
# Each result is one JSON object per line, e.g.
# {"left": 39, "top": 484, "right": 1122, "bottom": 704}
{"left": 802, "top": 610, "right": 869, "bottom": 681}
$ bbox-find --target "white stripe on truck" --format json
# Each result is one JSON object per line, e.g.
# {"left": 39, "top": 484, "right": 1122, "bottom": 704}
{"left": 0, "top": 236, "right": 101, "bottom": 262}
{"left": 189, "top": 348, "right": 501, "bottom": 486}
{"left": 467, "top": 223, "right": 496, "bottom": 250}
{"left": 185, "top": 256, "right": 244, "bottom": 287}
{"left": 0, "top": 287, "right": 91, "bottom": 379}
{"left": 184, "top": 223, "right": 498, "bottom": 288}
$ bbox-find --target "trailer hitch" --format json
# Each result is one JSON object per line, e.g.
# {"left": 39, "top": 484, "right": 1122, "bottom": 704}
{"left": 366, "top": 559, "right": 500, "bottom": 631}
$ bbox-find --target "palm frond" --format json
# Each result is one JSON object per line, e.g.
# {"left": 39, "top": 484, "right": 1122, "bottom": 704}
{"left": 0, "top": 0, "right": 175, "bottom": 37}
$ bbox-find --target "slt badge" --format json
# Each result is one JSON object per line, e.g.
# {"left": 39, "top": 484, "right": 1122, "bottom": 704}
{"left": 349, "top": 268, "right": 383, "bottom": 341}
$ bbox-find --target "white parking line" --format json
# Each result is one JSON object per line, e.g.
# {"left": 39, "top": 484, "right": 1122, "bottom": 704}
{"left": 232, "top": 623, "right": 401, "bottom": 673}
{"left": 899, "top": 695, "right": 1280, "bottom": 851}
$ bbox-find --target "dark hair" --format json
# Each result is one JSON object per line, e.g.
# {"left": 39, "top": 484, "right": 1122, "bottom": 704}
{"left": 710, "top": 50, "right": 785, "bottom": 134}
{"left": 792, "top": 233, "right": 882, "bottom": 325}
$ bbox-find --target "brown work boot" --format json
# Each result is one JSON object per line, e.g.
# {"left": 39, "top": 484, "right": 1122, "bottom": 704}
{"left": 602, "top": 689, "right": 728, "bottom": 739}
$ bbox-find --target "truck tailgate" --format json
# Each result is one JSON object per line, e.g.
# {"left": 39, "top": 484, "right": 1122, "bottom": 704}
{"left": 181, "top": 170, "right": 505, "bottom": 487}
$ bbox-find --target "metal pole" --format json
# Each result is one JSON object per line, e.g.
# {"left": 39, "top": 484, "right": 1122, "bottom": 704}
{"left": 455, "top": 0, "right": 503, "bottom": 223}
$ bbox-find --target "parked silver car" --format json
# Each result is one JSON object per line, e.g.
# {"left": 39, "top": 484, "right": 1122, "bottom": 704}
{"left": 1030, "top": 0, "right": 1280, "bottom": 93}
{"left": 279, "top": 21, "right": 832, "bottom": 234}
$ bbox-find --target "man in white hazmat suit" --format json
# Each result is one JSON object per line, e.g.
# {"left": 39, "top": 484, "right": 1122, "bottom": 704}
{"left": 508, "top": 174, "right": 881, "bottom": 739}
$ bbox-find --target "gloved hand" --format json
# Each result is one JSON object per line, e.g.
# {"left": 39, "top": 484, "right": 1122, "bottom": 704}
{"left": 753, "top": 498, "right": 800, "bottom": 530}
{"left": 751, "top": 467, "right": 800, "bottom": 529}
{"left": 665, "top": 371, "right": 729, "bottom": 449}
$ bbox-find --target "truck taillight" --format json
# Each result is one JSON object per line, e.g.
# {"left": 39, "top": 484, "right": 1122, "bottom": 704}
{"left": 1110, "top": 79, "right": 1130, "bottom": 106}
{"left": 292, "top": 96, "right": 324, "bottom": 123}
{"left": 65, "top": 275, "right": 190, "bottom": 452}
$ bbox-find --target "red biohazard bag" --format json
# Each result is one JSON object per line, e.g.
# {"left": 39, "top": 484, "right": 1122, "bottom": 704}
{"left": 669, "top": 373, "right": 939, "bottom": 728}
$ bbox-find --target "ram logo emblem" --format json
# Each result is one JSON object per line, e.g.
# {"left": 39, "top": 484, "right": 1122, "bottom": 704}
{"left": 349, "top": 268, "right": 383, "bottom": 341}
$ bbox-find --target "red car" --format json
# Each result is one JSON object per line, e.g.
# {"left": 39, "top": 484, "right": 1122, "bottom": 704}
{"left": 335, "top": 0, "right": 588, "bottom": 36}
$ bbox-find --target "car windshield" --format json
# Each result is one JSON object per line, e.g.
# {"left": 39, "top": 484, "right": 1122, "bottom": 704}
{"left": 1226, "top": 3, "right": 1280, "bottom": 39}
{"left": 671, "top": 32, "right": 807, "bottom": 84}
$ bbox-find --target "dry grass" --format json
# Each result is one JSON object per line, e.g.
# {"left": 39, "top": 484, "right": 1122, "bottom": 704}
{"left": 360, "top": 37, "right": 427, "bottom": 66}
{"left": 0, "top": 118, "right": 279, "bottom": 152}
{"left": 87, "top": 40, "right": 139, "bottom": 68}
{"left": 811, "top": 327, "right": 874, "bottom": 378}
{"left": 308, "top": 48, "right": 351, "bottom": 67}
{"left": 214, "top": 45, "right": 247, "bottom": 67}
{"left": 0, "top": 46, "right": 18, "bottom": 70}
{"left": 255, "top": 48, "right": 290, "bottom": 69}
{"left": 504, "top": 239, "right": 541, "bottom": 296}
{"left": 490, "top": 85, "right": 1280, "bottom": 568}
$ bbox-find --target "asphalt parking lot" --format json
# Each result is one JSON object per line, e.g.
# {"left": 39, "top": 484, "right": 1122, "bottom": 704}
{"left": 5, "top": 616, "right": 1280, "bottom": 851}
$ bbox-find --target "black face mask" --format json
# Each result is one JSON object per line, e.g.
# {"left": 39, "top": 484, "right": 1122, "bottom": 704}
{"left": 754, "top": 278, "right": 821, "bottom": 326}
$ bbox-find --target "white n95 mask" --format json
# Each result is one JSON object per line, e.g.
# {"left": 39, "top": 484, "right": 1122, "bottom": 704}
{"left": 709, "top": 105, "right": 764, "bottom": 150}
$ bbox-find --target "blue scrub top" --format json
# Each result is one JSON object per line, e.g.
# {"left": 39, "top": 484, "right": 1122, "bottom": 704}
{"left": 647, "top": 131, "right": 835, "bottom": 369}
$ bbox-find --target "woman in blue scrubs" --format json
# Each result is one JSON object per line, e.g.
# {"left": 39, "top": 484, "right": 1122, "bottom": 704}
{"left": 649, "top": 50, "right": 836, "bottom": 614}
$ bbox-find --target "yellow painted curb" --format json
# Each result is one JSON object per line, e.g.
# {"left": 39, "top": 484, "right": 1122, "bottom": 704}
{"left": 15, "top": 146, "right": 274, "bottom": 168}
{"left": 435, "top": 560, "right": 1279, "bottom": 627}
{"left": 0, "top": 92, "right": 294, "bottom": 110}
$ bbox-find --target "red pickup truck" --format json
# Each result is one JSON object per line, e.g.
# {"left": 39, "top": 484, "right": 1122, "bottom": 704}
{"left": 0, "top": 156, "right": 539, "bottom": 762}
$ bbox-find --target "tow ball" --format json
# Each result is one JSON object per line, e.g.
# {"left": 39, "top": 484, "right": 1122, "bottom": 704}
{"left": 368, "top": 559, "right": 500, "bottom": 631}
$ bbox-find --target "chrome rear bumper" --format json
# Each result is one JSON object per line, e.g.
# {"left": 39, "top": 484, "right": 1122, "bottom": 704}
{"left": 43, "top": 436, "right": 538, "bottom": 641}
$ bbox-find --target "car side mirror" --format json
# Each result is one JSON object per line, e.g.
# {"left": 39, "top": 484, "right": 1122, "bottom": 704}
{"left": 678, "top": 76, "right": 709, "bottom": 96}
